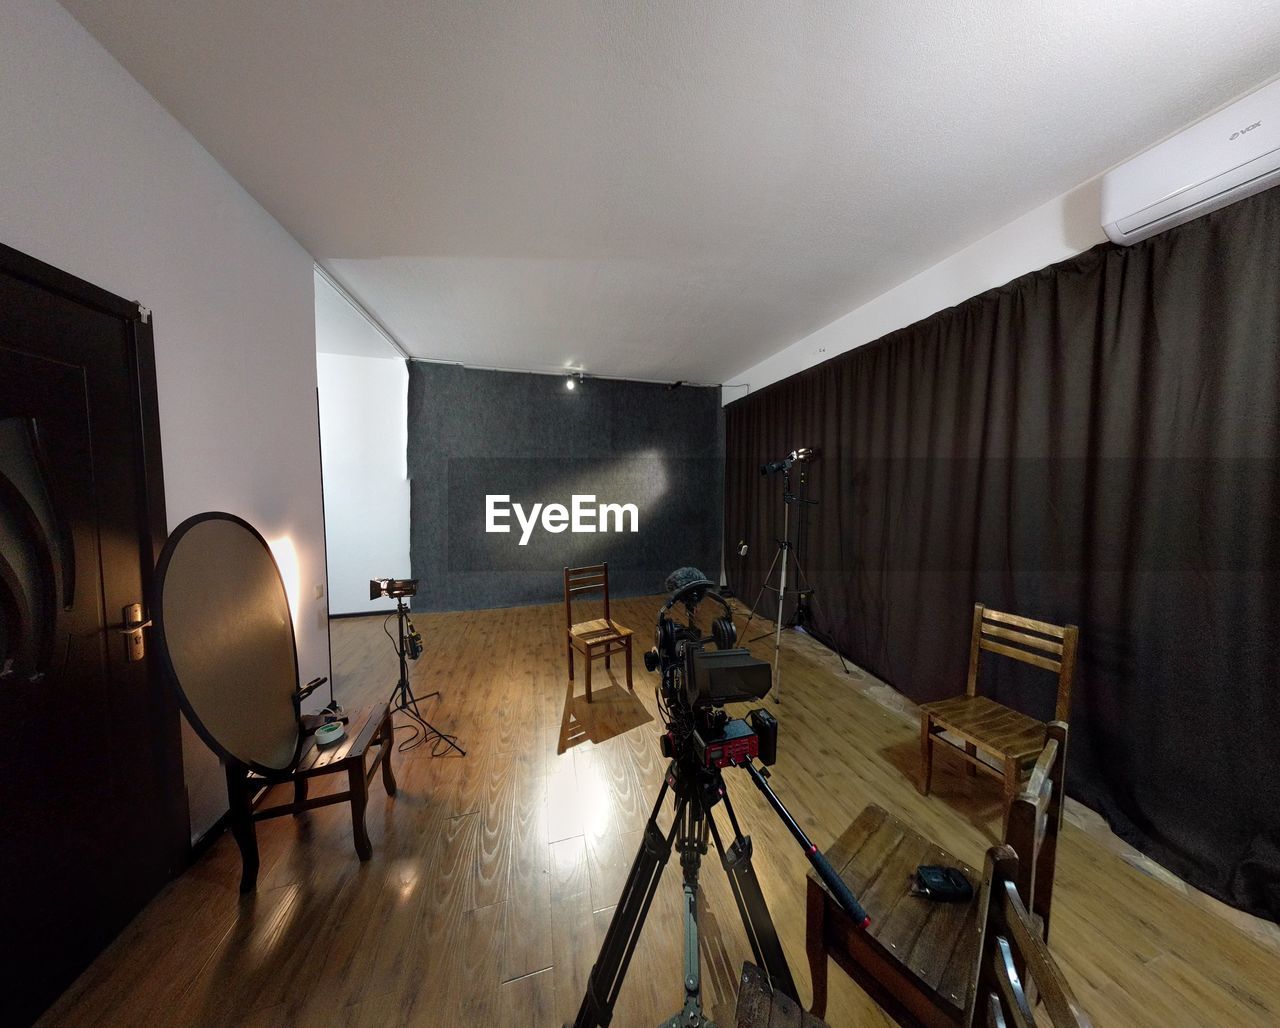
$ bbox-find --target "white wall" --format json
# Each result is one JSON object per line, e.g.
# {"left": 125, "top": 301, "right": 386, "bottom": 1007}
{"left": 725, "top": 180, "right": 1107, "bottom": 398}
{"left": 0, "top": 0, "right": 329, "bottom": 839}
{"left": 316, "top": 348, "right": 410, "bottom": 617}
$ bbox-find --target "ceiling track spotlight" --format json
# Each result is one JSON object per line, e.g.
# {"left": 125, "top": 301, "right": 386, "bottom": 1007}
{"left": 566, "top": 370, "right": 584, "bottom": 391}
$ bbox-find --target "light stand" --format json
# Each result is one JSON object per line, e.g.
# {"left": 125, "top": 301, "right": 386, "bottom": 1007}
{"left": 741, "top": 468, "right": 810, "bottom": 702}
{"left": 784, "top": 463, "right": 850, "bottom": 676}
{"left": 742, "top": 465, "right": 849, "bottom": 702}
{"left": 388, "top": 597, "right": 465, "bottom": 757}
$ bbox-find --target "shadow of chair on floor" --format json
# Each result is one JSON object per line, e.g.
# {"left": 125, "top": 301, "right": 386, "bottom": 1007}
{"left": 557, "top": 670, "right": 653, "bottom": 755}
{"left": 878, "top": 735, "right": 1005, "bottom": 842}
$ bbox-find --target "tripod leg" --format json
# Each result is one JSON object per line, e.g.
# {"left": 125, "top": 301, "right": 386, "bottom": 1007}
{"left": 707, "top": 796, "right": 798, "bottom": 1002}
{"left": 391, "top": 684, "right": 468, "bottom": 757}
{"left": 575, "top": 783, "right": 680, "bottom": 1028}
{"left": 390, "top": 664, "right": 468, "bottom": 757}
{"left": 668, "top": 797, "right": 712, "bottom": 1026}
{"left": 788, "top": 554, "right": 850, "bottom": 675}
{"left": 742, "top": 545, "right": 783, "bottom": 637}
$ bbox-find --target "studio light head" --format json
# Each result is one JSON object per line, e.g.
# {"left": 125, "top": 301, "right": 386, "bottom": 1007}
{"left": 369, "top": 577, "right": 418, "bottom": 601}
{"left": 759, "top": 447, "right": 819, "bottom": 476}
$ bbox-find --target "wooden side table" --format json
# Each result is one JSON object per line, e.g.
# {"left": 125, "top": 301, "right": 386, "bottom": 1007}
{"left": 223, "top": 702, "right": 397, "bottom": 892}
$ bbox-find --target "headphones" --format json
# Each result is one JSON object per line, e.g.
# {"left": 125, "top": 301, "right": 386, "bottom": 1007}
{"left": 657, "top": 577, "right": 738, "bottom": 654}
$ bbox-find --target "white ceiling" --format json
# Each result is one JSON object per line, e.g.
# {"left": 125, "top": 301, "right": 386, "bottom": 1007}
{"left": 63, "top": 1, "right": 1280, "bottom": 382}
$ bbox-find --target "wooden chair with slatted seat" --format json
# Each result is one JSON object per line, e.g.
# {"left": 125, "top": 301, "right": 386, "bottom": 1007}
{"left": 806, "top": 723, "right": 1068, "bottom": 1026}
{"left": 966, "top": 843, "right": 1091, "bottom": 1027}
{"left": 563, "top": 562, "right": 633, "bottom": 702}
{"left": 919, "top": 604, "right": 1078, "bottom": 828}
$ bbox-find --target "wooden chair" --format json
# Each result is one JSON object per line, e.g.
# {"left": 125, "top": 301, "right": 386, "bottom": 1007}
{"left": 807, "top": 723, "right": 1068, "bottom": 1027}
{"left": 967, "top": 844, "right": 1091, "bottom": 1027}
{"left": 563, "top": 562, "right": 633, "bottom": 702}
{"left": 919, "top": 604, "right": 1078, "bottom": 827}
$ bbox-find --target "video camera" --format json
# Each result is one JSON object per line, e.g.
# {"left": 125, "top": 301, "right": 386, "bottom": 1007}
{"left": 572, "top": 568, "right": 871, "bottom": 1027}
{"left": 647, "top": 567, "right": 778, "bottom": 769}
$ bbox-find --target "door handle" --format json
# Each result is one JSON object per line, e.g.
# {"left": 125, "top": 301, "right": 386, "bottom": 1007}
{"left": 118, "top": 602, "right": 152, "bottom": 662}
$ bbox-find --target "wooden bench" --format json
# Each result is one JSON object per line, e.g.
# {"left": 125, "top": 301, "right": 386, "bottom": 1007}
{"left": 223, "top": 702, "right": 396, "bottom": 892}
{"left": 735, "top": 962, "right": 830, "bottom": 1028}
{"left": 807, "top": 724, "right": 1067, "bottom": 1026}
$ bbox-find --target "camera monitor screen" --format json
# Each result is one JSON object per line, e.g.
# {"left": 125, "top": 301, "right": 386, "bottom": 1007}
{"left": 687, "top": 648, "right": 772, "bottom": 708}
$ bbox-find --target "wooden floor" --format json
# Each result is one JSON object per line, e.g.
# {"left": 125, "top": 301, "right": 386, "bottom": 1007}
{"left": 45, "top": 596, "right": 1280, "bottom": 1027}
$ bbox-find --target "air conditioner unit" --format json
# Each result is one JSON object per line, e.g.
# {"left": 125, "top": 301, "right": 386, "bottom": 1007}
{"left": 1101, "top": 77, "right": 1280, "bottom": 245}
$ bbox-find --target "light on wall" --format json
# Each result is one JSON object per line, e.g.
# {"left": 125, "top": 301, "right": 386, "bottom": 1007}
{"left": 566, "top": 371, "right": 584, "bottom": 391}
{"left": 268, "top": 535, "right": 302, "bottom": 628}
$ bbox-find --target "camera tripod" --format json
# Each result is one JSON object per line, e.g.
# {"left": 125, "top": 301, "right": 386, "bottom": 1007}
{"left": 743, "top": 466, "right": 848, "bottom": 702}
{"left": 387, "top": 597, "right": 465, "bottom": 757}
{"left": 573, "top": 747, "right": 867, "bottom": 1027}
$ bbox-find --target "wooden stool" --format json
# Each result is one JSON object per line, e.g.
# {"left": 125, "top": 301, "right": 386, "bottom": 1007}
{"left": 223, "top": 702, "right": 397, "bottom": 892}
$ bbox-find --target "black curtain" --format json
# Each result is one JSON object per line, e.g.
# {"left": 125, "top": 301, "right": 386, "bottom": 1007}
{"left": 725, "top": 186, "right": 1280, "bottom": 921}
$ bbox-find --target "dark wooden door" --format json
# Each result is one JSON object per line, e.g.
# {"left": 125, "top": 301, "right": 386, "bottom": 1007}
{"left": 0, "top": 244, "right": 185, "bottom": 1026}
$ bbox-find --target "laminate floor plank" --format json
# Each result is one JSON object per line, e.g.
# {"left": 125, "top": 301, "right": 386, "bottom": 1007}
{"left": 499, "top": 967, "right": 558, "bottom": 1024}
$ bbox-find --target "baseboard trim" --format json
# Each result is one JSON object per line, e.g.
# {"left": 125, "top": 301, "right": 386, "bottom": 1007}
{"left": 190, "top": 812, "right": 229, "bottom": 861}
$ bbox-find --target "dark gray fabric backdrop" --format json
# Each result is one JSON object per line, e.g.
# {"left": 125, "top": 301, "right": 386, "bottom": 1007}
{"left": 725, "top": 186, "right": 1280, "bottom": 921}
{"left": 408, "top": 364, "right": 723, "bottom": 611}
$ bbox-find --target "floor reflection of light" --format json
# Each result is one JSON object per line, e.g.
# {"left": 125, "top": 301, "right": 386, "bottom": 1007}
{"left": 579, "top": 763, "right": 613, "bottom": 840}
{"left": 389, "top": 859, "right": 419, "bottom": 904}
{"left": 253, "top": 885, "right": 301, "bottom": 957}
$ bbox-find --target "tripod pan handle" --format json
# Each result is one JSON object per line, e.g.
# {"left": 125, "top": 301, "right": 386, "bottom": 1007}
{"left": 808, "top": 847, "right": 870, "bottom": 928}
{"left": 737, "top": 759, "right": 870, "bottom": 928}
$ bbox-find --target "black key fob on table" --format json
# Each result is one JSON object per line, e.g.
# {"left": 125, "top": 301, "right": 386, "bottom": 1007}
{"left": 911, "top": 865, "right": 974, "bottom": 901}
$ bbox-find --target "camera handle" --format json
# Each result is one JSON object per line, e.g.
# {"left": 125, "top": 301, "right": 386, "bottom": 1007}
{"left": 738, "top": 760, "right": 870, "bottom": 927}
